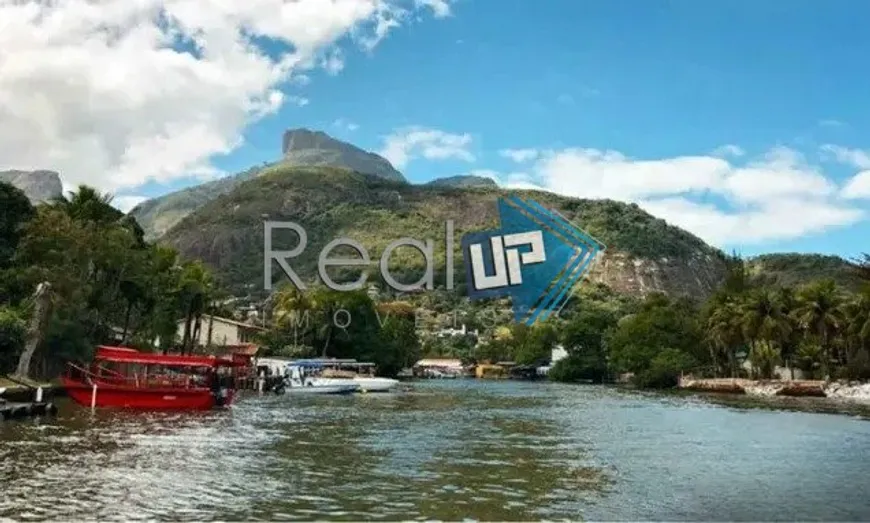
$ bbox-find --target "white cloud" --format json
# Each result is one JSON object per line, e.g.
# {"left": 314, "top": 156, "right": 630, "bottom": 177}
{"left": 482, "top": 145, "right": 865, "bottom": 246}
{"left": 333, "top": 118, "right": 360, "bottom": 132}
{"left": 842, "top": 171, "right": 870, "bottom": 199}
{"left": 819, "top": 119, "right": 846, "bottom": 128}
{"left": 113, "top": 195, "right": 148, "bottom": 213}
{"left": 711, "top": 144, "right": 745, "bottom": 158}
{"left": 287, "top": 95, "right": 310, "bottom": 107}
{"left": 380, "top": 126, "right": 474, "bottom": 169}
{"left": 500, "top": 148, "right": 539, "bottom": 163}
{"left": 821, "top": 144, "right": 870, "bottom": 169}
{"left": 414, "top": 0, "right": 454, "bottom": 18}
{"left": 0, "top": 0, "right": 449, "bottom": 193}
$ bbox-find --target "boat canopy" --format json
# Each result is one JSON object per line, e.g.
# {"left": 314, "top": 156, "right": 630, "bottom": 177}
{"left": 288, "top": 359, "right": 376, "bottom": 368}
{"left": 94, "top": 346, "right": 242, "bottom": 368}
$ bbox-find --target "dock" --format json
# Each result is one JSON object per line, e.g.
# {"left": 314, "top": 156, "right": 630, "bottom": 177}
{"left": 0, "top": 381, "right": 60, "bottom": 421}
{"left": 0, "top": 400, "right": 58, "bottom": 420}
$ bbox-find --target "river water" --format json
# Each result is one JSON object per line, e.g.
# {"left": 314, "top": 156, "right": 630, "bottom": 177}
{"left": 2, "top": 380, "right": 869, "bottom": 521}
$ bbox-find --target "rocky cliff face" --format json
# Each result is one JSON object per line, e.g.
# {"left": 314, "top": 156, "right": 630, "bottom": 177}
{"left": 0, "top": 170, "right": 63, "bottom": 203}
{"left": 281, "top": 128, "right": 406, "bottom": 183}
{"left": 587, "top": 250, "right": 726, "bottom": 298}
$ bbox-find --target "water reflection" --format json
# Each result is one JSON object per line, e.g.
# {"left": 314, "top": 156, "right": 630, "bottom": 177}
{"left": 2, "top": 381, "right": 869, "bottom": 521}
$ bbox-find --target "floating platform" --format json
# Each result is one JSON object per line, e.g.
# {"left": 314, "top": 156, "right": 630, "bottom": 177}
{"left": 0, "top": 400, "right": 58, "bottom": 420}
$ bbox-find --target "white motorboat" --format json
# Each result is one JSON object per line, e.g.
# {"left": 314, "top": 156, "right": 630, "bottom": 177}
{"left": 284, "top": 384, "right": 358, "bottom": 395}
{"left": 281, "top": 365, "right": 360, "bottom": 395}
{"left": 318, "top": 368, "right": 399, "bottom": 392}
{"left": 353, "top": 376, "right": 399, "bottom": 392}
{"left": 287, "top": 359, "right": 401, "bottom": 393}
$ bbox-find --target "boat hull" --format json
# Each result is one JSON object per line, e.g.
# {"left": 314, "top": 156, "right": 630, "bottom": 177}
{"left": 62, "top": 378, "right": 233, "bottom": 410}
{"left": 353, "top": 377, "right": 399, "bottom": 392}
{"left": 285, "top": 384, "right": 358, "bottom": 395}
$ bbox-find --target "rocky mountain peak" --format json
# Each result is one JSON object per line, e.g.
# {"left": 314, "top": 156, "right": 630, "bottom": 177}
{"left": 282, "top": 128, "right": 337, "bottom": 154}
{"left": 280, "top": 128, "right": 407, "bottom": 183}
{"left": 0, "top": 169, "right": 63, "bottom": 203}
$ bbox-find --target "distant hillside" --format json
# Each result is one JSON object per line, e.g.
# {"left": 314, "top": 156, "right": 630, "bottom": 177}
{"left": 746, "top": 253, "right": 862, "bottom": 290}
{"left": 130, "top": 129, "right": 406, "bottom": 239}
{"left": 129, "top": 164, "right": 268, "bottom": 240}
{"left": 0, "top": 170, "right": 63, "bottom": 203}
{"left": 425, "top": 175, "right": 498, "bottom": 188}
{"left": 161, "top": 164, "right": 730, "bottom": 300}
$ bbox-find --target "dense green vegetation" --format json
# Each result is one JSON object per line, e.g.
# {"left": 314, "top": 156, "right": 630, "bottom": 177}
{"left": 482, "top": 256, "right": 870, "bottom": 387}
{"left": 746, "top": 253, "right": 863, "bottom": 291}
{"left": 260, "top": 285, "right": 421, "bottom": 377}
{"left": 0, "top": 182, "right": 223, "bottom": 380}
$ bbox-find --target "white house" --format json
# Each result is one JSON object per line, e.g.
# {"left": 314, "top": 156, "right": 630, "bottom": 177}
{"left": 536, "top": 345, "right": 569, "bottom": 376}
{"left": 176, "top": 315, "right": 265, "bottom": 348}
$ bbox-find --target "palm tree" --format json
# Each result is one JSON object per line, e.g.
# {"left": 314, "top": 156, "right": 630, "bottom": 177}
{"left": 705, "top": 298, "right": 744, "bottom": 377}
{"left": 53, "top": 185, "right": 123, "bottom": 224}
{"left": 792, "top": 280, "right": 845, "bottom": 380}
{"left": 774, "top": 287, "right": 800, "bottom": 379}
{"left": 739, "top": 288, "right": 792, "bottom": 378}
{"left": 175, "top": 261, "right": 214, "bottom": 354}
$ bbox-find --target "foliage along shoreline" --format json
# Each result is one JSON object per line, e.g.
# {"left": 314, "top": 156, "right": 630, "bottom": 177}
{"left": 2, "top": 181, "right": 870, "bottom": 395}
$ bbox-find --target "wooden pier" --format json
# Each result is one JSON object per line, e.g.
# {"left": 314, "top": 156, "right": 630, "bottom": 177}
{"left": 0, "top": 399, "right": 58, "bottom": 420}
{"left": 1, "top": 380, "right": 60, "bottom": 421}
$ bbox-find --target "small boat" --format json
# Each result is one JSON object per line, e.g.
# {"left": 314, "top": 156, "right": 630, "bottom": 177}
{"left": 280, "top": 364, "right": 360, "bottom": 395}
{"left": 289, "top": 359, "right": 400, "bottom": 392}
{"left": 61, "top": 345, "right": 243, "bottom": 410}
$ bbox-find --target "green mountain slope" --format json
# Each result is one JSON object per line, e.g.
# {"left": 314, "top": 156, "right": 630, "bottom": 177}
{"left": 161, "top": 164, "right": 730, "bottom": 299}
{"left": 129, "top": 164, "right": 267, "bottom": 240}
{"left": 746, "top": 253, "right": 862, "bottom": 290}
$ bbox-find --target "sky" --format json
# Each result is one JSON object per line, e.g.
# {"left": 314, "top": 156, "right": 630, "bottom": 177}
{"left": 2, "top": 0, "right": 870, "bottom": 258}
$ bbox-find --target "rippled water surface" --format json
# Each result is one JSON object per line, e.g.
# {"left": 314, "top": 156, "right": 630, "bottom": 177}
{"left": 2, "top": 380, "right": 870, "bottom": 521}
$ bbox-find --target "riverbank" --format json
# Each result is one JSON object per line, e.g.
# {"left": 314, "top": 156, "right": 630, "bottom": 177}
{"left": 678, "top": 377, "right": 870, "bottom": 402}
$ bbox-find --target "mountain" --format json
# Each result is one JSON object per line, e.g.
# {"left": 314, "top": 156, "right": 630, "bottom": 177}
{"left": 425, "top": 175, "right": 498, "bottom": 188}
{"left": 281, "top": 128, "right": 406, "bottom": 183}
{"left": 129, "top": 164, "right": 268, "bottom": 240}
{"left": 0, "top": 170, "right": 63, "bottom": 203}
{"left": 130, "top": 129, "right": 406, "bottom": 239}
{"left": 746, "top": 253, "right": 862, "bottom": 290}
{"left": 160, "top": 164, "right": 730, "bottom": 300}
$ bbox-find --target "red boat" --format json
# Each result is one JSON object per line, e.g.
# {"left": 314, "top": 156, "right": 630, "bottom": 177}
{"left": 61, "top": 346, "right": 243, "bottom": 410}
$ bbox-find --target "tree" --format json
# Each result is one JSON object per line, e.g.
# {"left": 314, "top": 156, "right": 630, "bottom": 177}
{"left": 52, "top": 184, "right": 123, "bottom": 225}
{"left": 606, "top": 293, "right": 703, "bottom": 379}
{"left": 704, "top": 297, "right": 744, "bottom": 377}
{"left": 0, "top": 182, "right": 35, "bottom": 268}
{"left": 554, "top": 305, "right": 618, "bottom": 382}
{"left": 175, "top": 260, "right": 215, "bottom": 354}
{"left": 0, "top": 306, "right": 26, "bottom": 374}
{"left": 792, "top": 280, "right": 845, "bottom": 380}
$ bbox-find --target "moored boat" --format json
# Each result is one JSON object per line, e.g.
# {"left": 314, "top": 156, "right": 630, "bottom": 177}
{"left": 281, "top": 364, "right": 360, "bottom": 395}
{"left": 289, "top": 359, "right": 400, "bottom": 392}
{"left": 61, "top": 346, "right": 243, "bottom": 410}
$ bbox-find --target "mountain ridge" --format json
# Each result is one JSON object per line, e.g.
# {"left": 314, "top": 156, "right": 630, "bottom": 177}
{"left": 0, "top": 169, "right": 63, "bottom": 203}
{"left": 159, "top": 164, "right": 730, "bottom": 301}
{"left": 130, "top": 129, "right": 406, "bottom": 239}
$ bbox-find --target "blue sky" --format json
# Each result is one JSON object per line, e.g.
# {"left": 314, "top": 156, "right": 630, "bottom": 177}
{"left": 15, "top": 0, "right": 866, "bottom": 258}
